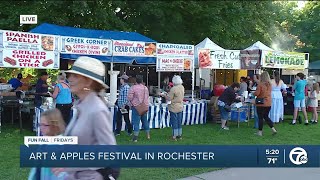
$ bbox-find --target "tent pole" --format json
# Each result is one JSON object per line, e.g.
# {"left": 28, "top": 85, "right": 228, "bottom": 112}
{"left": 192, "top": 58, "right": 195, "bottom": 101}
{"left": 146, "top": 65, "right": 149, "bottom": 87}
{"left": 158, "top": 71, "right": 161, "bottom": 90}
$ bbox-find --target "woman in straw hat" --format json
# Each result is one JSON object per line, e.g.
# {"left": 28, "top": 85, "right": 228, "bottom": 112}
{"left": 51, "top": 56, "right": 119, "bottom": 180}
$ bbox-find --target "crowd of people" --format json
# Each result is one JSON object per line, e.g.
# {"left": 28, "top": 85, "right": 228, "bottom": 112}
{"left": 217, "top": 71, "right": 319, "bottom": 136}
{"left": 22, "top": 56, "right": 186, "bottom": 180}
{"left": 2, "top": 56, "right": 316, "bottom": 179}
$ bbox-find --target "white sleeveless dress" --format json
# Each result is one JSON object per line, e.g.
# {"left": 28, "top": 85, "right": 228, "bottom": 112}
{"left": 269, "top": 80, "right": 287, "bottom": 123}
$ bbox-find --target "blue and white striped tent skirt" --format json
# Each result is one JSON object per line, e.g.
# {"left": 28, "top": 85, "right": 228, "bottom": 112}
{"left": 34, "top": 102, "right": 207, "bottom": 135}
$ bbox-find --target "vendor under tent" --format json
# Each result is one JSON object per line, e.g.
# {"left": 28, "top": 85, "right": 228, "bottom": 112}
{"left": 26, "top": 24, "right": 207, "bottom": 135}
{"left": 0, "top": 30, "right": 61, "bottom": 133}
{"left": 30, "top": 23, "right": 158, "bottom": 106}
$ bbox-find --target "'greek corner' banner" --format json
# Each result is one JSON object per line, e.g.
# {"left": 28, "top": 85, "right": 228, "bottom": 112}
{"left": 261, "top": 51, "right": 306, "bottom": 69}
{"left": 21, "top": 145, "right": 320, "bottom": 168}
{"left": 60, "top": 36, "right": 112, "bottom": 56}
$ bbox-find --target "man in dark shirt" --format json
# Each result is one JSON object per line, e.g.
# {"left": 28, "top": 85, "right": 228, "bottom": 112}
{"left": 217, "top": 83, "right": 241, "bottom": 130}
{"left": 8, "top": 73, "right": 23, "bottom": 91}
{"left": 35, "top": 72, "right": 50, "bottom": 107}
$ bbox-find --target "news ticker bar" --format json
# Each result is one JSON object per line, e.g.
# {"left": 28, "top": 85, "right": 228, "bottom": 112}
{"left": 20, "top": 145, "right": 320, "bottom": 168}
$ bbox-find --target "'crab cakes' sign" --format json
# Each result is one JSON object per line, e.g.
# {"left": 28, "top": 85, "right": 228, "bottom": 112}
{"left": 113, "top": 40, "right": 156, "bottom": 57}
{"left": 0, "top": 30, "right": 60, "bottom": 69}
{"left": 61, "top": 36, "right": 112, "bottom": 56}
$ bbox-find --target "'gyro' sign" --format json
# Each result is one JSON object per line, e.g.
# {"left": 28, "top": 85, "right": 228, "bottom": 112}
{"left": 61, "top": 36, "right": 112, "bottom": 56}
{"left": 0, "top": 30, "right": 60, "bottom": 69}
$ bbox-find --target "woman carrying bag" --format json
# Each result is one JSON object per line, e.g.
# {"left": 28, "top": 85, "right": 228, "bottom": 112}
{"left": 51, "top": 56, "right": 119, "bottom": 180}
{"left": 128, "top": 76, "right": 150, "bottom": 142}
{"left": 254, "top": 71, "right": 277, "bottom": 136}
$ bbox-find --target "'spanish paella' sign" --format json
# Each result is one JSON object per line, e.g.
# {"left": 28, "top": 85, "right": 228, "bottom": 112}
{"left": 0, "top": 30, "right": 60, "bottom": 69}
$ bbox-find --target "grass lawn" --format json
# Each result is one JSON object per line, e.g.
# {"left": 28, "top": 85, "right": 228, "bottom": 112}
{"left": 1, "top": 114, "right": 320, "bottom": 180}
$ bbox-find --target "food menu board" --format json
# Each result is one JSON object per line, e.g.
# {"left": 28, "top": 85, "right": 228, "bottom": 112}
{"left": 156, "top": 43, "right": 194, "bottom": 72}
{"left": 240, "top": 50, "right": 261, "bottom": 70}
{"left": 61, "top": 36, "right": 112, "bottom": 56}
{"left": 113, "top": 40, "right": 156, "bottom": 57}
{"left": 0, "top": 30, "right": 60, "bottom": 69}
{"left": 198, "top": 49, "right": 241, "bottom": 69}
{"left": 261, "top": 51, "right": 306, "bottom": 69}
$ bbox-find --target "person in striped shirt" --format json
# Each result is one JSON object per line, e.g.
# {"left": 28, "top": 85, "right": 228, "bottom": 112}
{"left": 115, "top": 74, "right": 133, "bottom": 136}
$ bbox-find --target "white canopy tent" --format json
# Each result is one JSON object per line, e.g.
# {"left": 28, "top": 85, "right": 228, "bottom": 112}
{"left": 245, "top": 41, "right": 274, "bottom": 51}
{"left": 194, "top": 37, "right": 225, "bottom": 89}
{"left": 244, "top": 41, "right": 274, "bottom": 74}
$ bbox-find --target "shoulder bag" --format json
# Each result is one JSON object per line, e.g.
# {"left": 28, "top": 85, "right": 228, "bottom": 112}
{"left": 255, "top": 98, "right": 265, "bottom": 104}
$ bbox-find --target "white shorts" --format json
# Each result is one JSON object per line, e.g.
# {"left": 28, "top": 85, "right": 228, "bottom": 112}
{"left": 294, "top": 99, "right": 306, "bottom": 108}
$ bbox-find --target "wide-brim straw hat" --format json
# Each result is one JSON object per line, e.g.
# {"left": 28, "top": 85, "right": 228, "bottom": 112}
{"left": 65, "top": 56, "right": 109, "bottom": 89}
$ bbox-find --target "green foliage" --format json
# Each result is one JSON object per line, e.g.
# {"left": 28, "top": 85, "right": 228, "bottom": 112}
{"left": 0, "top": 0, "right": 319, "bottom": 65}
{"left": 292, "top": 1, "right": 320, "bottom": 61}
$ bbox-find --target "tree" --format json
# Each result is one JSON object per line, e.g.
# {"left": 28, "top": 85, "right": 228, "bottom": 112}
{"left": 291, "top": 1, "right": 320, "bottom": 61}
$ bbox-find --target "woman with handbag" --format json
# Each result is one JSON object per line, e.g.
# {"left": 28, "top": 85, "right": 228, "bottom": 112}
{"left": 254, "top": 71, "right": 277, "bottom": 136}
{"left": 162, "top": 75, "right": 185, "bottom": 141}
{"left": 51, "top": 56, "right": 119, "bottom": 180}
{"left": 217, "top": 83, "right": 241, "bottom": 130}
{"left": 128, "top": 76, "right": 150, "bottom": 142}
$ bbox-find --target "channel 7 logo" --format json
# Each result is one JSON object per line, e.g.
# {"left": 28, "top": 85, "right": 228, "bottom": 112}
{"left": 289, "top": 147, "right": 308, "bottom": 165}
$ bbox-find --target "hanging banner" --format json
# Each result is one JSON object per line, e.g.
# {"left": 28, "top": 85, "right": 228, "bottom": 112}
{"left": 112, "top": 40, "right": 156, "bottom": 57}
{"left": 240, "top": 50, "right": 261, "bottom": 70}
{"left": 0, "top": 30, "right": 60, "bottom": 69}
{"left": 198, "top": 49, "right": 240, "bottom": 69}
{"left": 261, "top": 51, "right": 306, "bottom": 69}
{"left": 61, "top": 36, "right": 112, "bottom": 56}
{"left": 156, "top": 43, "right": 194, "bottom": 72}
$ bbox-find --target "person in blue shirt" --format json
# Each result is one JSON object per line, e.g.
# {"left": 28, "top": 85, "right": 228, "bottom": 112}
{"left": 292, "top": 73, "right": 309, "bottom": 125}
{"left": 49, "top": 71, "right": 73, "bottom": 125}
{"left": 8, "top": 73, "right": 23, "bottom": 91}
{"left": 115, "top": 74, "right": 133, "bottom": 136}
{"left": 35, "top": 72, "right": 52, "bottom": 108}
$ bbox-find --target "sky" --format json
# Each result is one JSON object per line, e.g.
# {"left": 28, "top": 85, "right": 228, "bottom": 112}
{"left": 297, "top": 1, "right": 307, "bottom": 10}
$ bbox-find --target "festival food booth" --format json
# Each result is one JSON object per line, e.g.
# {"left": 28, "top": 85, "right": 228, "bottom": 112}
{"left": 241, "top": 42, "right": 310, "bottom": 122}
{"left": 259, "top": 50, "right": 309, "bottom": 116}
{"left": 0, "top": 30, "right": 60, "bottom": 133}
{"left": 198, "top": 48, "right": 250, "bottom": 126}
{"left": 155, "top": 42, "right": 207, "bottom": 128}
{"left": 194, "top": 38, "right": 247, "bottom": 99}
{"left": 28, "top": 23, "right": 207, "bottom": 134}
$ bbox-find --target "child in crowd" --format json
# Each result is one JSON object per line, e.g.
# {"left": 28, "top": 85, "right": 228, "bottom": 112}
{"left": 28, "top": 109, "right": 66, "bottom": 180}
{"left": 309, "top": 83, "right": 319, "bottom": 124}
